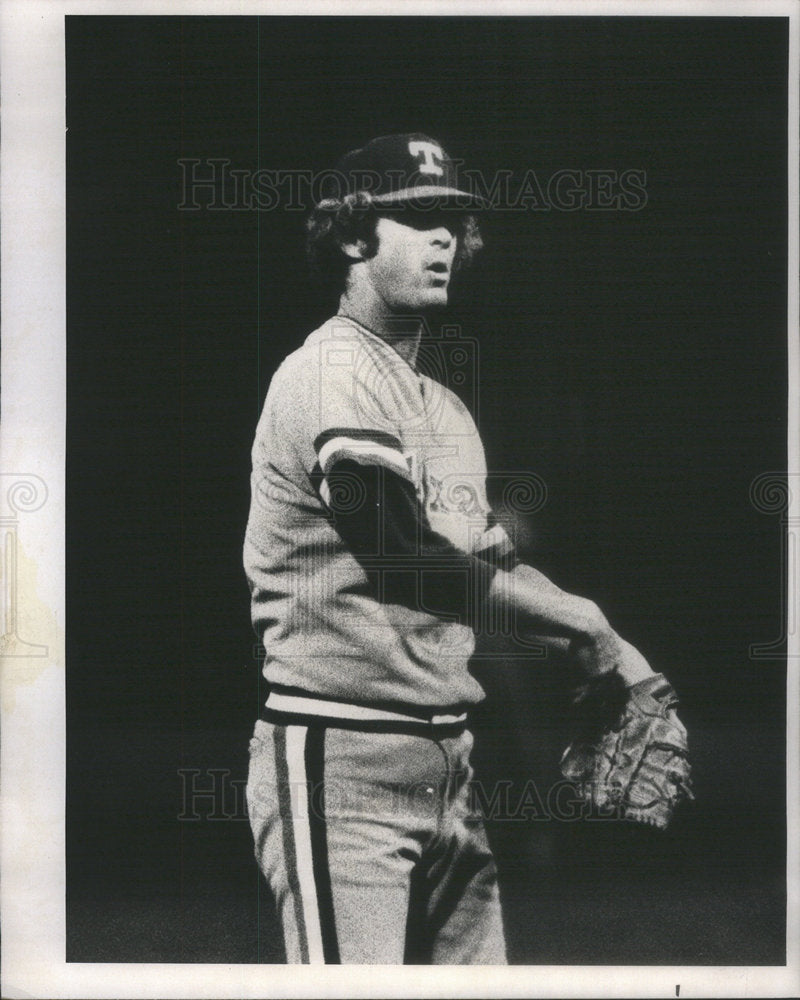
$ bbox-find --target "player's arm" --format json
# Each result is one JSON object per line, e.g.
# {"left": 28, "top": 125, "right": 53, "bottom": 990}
{"left": 486, "top": 564, "right": 654, "bottom": 685}
{"left": 316, "top": 431, "right": 653, "bottom": 683}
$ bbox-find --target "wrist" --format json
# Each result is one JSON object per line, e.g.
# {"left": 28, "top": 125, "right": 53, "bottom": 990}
{"left": 573, "top": 602, "right": 614, "bottom": 655}
{"left": 614, "top": 637, "right": 656, "bottom": 686}
{"left": 570, "top": 621, "right": 621, "bottom": 679}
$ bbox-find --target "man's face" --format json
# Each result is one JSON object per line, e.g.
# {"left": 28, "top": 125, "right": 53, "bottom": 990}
{"left": 362, "top": 208, "right": 460, "bottom": 312}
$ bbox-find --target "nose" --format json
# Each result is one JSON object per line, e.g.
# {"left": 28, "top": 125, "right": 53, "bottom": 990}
{"left": 430, "top": 225, "right": 454, "bottom": 248}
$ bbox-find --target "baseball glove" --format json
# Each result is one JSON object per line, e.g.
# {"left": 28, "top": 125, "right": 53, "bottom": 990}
{"left": 559, "top": 670, "right": 694, "bottom": 830}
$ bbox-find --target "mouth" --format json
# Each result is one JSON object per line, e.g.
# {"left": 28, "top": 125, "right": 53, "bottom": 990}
{"left": 425, "top": 261, "right": 450, "bottom": 282}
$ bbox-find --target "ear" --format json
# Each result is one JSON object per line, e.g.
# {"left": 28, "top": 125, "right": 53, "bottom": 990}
{"left": 340, "top": 239, "right": 368, "bottom": 262}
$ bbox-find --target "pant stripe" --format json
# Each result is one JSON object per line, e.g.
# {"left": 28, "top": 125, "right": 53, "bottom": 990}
{"left": 273, "top": 725, "right": 310, "bottom": 963}
{"left": 304, "top": 726, "right": 341, "bottom": 964}
{"left": 284, "top": 725, "right": 325, "bottom": 964}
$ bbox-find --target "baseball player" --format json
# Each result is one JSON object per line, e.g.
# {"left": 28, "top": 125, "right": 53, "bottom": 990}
{"left": 243, "top": 133, "right": 660, "bottom": 964}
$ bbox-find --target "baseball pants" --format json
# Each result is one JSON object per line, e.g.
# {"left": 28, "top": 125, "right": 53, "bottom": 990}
{"left": 246, "top": 716, "right": 507, "bottom": 964}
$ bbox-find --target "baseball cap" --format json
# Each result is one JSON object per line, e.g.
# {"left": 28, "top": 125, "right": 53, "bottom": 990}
{"left": 316, "top": 133, "right": 487, "bottom": 210}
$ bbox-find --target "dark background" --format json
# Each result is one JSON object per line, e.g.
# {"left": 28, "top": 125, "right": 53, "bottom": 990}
{"left": 66, "top": 16, "right": 788, "bottom": 963}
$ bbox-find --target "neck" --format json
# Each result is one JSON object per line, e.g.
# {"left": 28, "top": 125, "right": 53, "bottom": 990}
{"left": 338, "top": 288, "right": 424, "bottom": 369}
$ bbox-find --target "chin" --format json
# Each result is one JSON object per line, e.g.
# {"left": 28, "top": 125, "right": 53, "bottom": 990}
{"left": 413, "top": 289, "right": 450, "bottom": 311}
{"left": 389, "top": 285, "right": 450, "bottom": 313}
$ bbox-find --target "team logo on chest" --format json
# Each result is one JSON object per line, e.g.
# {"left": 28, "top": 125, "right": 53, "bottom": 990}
{"left": 426, "top": 472, "right": 482, "bottom": 516}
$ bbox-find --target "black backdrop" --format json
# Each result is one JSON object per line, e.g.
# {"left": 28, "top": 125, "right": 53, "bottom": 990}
{"left": 66, "top": 16, "right": 788, "bottom": 964}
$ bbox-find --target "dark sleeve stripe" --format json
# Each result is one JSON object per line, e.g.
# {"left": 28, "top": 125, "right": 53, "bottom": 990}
{"left": 313, "top": 427, "right": 402, "bottom": 454}
{"left": 324, "top": 456, "right": 498, "bottom": 628}
{"left": 317, "top": 436, "right": 412, "bottom": 483}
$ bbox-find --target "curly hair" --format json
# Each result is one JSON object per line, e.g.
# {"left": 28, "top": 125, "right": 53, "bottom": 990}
{"left": 305, "top": 191, "right": 483, "bottom": 292}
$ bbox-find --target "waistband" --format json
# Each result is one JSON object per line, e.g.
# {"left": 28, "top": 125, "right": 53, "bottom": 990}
{"left": 262, "top": 690, "right": 469, "bottom": 737}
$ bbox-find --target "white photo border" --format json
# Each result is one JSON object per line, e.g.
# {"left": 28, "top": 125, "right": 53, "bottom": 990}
{"left": 1, "top": 1, "right": 797, "bottom": 997}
